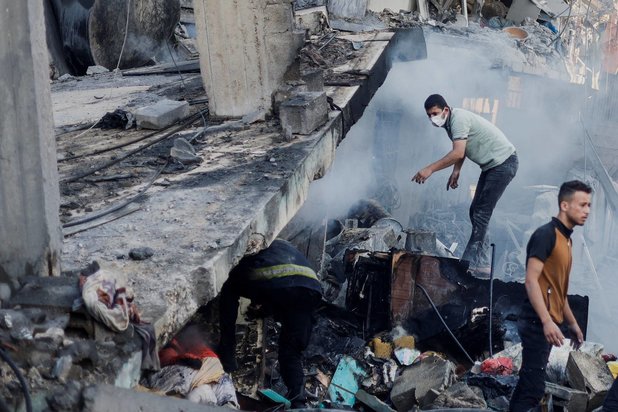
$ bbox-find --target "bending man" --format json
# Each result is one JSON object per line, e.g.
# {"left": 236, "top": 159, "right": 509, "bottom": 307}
{"left": 217, "top": 239, "right": 322, "bottom": 408}
{"left": 413, "top": 94, "right": 518, "bottom": 275}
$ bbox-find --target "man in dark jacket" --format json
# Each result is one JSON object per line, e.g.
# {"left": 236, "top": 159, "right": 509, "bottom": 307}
{"left": 217, "top": 239, "right": 322, "bottom": 407}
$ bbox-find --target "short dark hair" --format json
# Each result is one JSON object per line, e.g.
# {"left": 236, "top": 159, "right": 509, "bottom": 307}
{"left": 558, "top": 180, "right": 592, "bottom": 204}
{"left": 424, "top": 94, "right": 448, "bottom": 111}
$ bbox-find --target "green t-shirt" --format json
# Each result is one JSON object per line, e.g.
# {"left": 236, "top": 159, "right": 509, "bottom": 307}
{"left": 445, "top": 108, "right": 516, "bottom": 171}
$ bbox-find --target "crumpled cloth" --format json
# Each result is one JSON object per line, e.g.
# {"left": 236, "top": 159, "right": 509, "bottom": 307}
{"left": 481, "top": 357, "right": 514, "bottom": 375}
{"left": 134, "top": 323, "right": 161, "bottom": 371}
{"left": 81, "top": 269, "right": 138, "bottom": 332}
{"left": 144, "top": 365, "right": 238, "bottom": 408}
{"left": 80, "top": 266, "right": 160, "bottom": 371}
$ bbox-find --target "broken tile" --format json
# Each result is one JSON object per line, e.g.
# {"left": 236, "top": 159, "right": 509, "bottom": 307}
{"left": 394, "top": 348, "right": 420, "bottom": 366}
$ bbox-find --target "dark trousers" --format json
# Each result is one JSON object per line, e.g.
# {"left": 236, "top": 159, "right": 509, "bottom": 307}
{"left": 604, "top": 378, "right": 618, "bottom": 411}
{"left": 273, "top": 289, "right": 320, "bottom": 402}
{"left": 219, "top": 286, "right": 320, "bottom": 402}
{"left": 510, "top": 317, "right": 552, "bottom": 412}
{"left": 462, "top": 153, "right": 518, "bottom": 267}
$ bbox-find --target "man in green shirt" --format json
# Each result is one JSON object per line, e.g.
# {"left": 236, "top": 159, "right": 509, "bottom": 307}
{"left": 413, "top": 94, "right": 518, "bottom": 274}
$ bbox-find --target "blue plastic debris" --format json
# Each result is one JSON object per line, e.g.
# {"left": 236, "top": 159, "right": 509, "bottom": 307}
{"left": 327, "top": 355, "right": 368, "bottom": 406}
{"left": 258, "top": 388, "right": 291, "bottom": 409}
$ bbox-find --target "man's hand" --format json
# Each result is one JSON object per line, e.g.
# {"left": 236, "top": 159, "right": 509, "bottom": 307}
{"left": 413, "top": 167, "right": 433, "bottom": 184}
{"left": 447, "top": 171, "right": 460, "bottom": 190}
{"left": 568, "top": 323, "right": 584, "bottom": 349}
{"left": 543, "top": 319, "right": 565, "bottom": 347}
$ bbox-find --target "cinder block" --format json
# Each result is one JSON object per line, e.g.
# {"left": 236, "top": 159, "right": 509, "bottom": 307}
{"left": 566, "top": 351, "right": 615, "bottom": 410}
{"left": 135, "top": 99, "right": 190, "bottom": 130}
{"left": 279, "top": 91, "right": 328, "bottom": 135}
{"left": 545, "top": 381, "right": 588, "bottom": 412}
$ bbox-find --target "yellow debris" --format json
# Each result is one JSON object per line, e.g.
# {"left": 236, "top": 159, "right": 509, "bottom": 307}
{"left": 393, "top": 335, "right": 415, "bottom": 350}
{"left": 370, "top": 337, "right": 393, "bottom": 359}
{"left": 608, "top": 361, "right": 618, "bottom": 379}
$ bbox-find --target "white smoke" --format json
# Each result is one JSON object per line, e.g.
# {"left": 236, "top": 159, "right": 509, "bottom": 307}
{"left": 299, "top": 27, "right": 616, "bottom": 354}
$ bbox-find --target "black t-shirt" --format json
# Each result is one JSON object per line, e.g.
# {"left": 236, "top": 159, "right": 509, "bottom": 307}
{"left": 526, "top": 217, "right": 573, "bottom": 264}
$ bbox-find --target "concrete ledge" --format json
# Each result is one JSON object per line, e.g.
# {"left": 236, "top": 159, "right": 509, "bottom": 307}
{"left": 61, "top": 28, "right": 407, "bottom": 347}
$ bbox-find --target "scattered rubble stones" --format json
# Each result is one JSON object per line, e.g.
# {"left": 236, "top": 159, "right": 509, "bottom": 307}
{"left": 432, "top": 381, "right": 488, "bottom": 409}
{"left": 52, "top": 355, "right": 73, "bottom": 383}
{"left": 129, "top": 247, "right": 155, "bottom": 261}
{"left": 170, "top": 138, "right": 202, "bottom": 164}
{"left": 86, "top": 65, "right": 110, "bottom": 75}
{"left": 390, "top": 355, "right": 456, "bottom": 410}
{"left": 46, "top": 380, "right": 83, "bottom": 412}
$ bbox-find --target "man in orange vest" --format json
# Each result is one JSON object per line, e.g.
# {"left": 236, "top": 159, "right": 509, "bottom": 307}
{"left": 509, "top": 180, "right": 591, "bottom": 411}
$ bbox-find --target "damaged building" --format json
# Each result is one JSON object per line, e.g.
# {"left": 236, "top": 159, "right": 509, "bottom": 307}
{"left": 1, "top": 0, "right": 618, "bottom": 410}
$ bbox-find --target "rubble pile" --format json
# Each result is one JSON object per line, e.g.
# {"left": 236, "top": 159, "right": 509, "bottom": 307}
{"left": 0, "top": 264, "right": 157, "bottom": 410}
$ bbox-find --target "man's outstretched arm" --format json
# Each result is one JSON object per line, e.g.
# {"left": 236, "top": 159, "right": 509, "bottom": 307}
{"left": 413, "top": 140, "right": 466, "bottom": 184}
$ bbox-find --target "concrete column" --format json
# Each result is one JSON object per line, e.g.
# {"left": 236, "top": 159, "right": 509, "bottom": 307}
{"left": 193, "top": 0, "right": 304, "bottom": 117}
{"left": 0, "top": 0, "right": 62, "bottom": 283}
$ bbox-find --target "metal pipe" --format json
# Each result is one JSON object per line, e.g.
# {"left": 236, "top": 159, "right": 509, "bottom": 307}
{"left": 489, "top": 243, "right": 496, "bottom": 357}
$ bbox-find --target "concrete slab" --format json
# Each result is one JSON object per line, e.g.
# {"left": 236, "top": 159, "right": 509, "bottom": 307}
{"left": 135, "top": 100, "right": 190, "bottom": 130}
{"left": 566, "top": 351, "right": 614, "bottom": 410}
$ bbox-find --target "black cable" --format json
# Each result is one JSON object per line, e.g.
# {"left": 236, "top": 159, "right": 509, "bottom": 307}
{"left": 0, "top": 347, "right": 32, "bottom": 412}
{"left": 59, "top": 127, "right": 173, "bottom": 163}
{"left": 61, "top": 110, "right": 205, "bottom": 183}
{"left": 415, "top": 283, "right": 475, "bottom": 364}
{"left": 62, "top": 161, "right": 167, "bottom": 228}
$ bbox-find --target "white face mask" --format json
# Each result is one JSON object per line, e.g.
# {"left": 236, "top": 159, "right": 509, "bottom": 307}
{"left": 430, "top": 110, "right": 447, "bottom": 127}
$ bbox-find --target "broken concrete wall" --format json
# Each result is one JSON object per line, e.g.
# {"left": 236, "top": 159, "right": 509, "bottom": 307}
{"left": 0, "top": 0, "right": 62, "bottom": 286}
{"left": 194, "top": 0, "right": 304, "bottom": 117}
